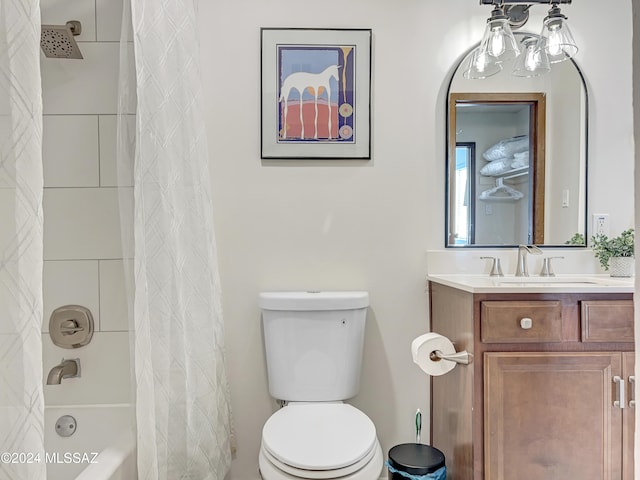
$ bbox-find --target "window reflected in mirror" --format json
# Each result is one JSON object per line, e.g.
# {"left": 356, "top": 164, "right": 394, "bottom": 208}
{"left": 452, "top": 143, "right": 475, "bottom": 245}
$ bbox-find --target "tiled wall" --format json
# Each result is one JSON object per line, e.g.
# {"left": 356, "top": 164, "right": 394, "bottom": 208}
{"left": 41, "top": 0, "right": 134, "bottom": 406}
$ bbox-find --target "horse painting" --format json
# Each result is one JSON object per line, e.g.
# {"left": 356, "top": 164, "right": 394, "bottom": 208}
{"left": 279, "top": 65, "right": 340, "bottom": 140}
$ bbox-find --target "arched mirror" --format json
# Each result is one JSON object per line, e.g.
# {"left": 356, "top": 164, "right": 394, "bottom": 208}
{"left": 446, "top": 33, "right": 588, "bottom": 247}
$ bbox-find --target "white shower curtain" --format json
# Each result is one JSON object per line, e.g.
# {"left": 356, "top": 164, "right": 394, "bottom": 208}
{"left": 120, "top": 1, "right": 233, "bottom": 478}
{"left": 0, "top": 1, "right": 45, "bottom": 480}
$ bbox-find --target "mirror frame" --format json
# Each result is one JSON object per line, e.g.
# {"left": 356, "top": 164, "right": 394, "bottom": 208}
{"left": 444, "top": 35, "right": 589, "bottom": 249}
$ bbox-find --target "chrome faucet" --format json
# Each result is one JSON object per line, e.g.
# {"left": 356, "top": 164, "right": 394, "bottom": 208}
{"left": 46, "top": 358, "right": 80, "bottom": 385}
{"left": 515, "top": 245, "right": 543, "bottom": 277}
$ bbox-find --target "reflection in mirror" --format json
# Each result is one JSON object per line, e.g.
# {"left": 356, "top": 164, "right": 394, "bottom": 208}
{"left": 450, "top": 93, "right": 546, "bottom": 245}
{"left": 446, "top": 33, "right": 587, "bottom": 248}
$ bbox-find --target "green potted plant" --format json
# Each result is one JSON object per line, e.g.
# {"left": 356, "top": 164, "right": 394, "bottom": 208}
{"left": 564, "top": 233, "right": 585, "bottom": 245}
{"left": 590, "top": 228, "right": 634, "bottom": 277}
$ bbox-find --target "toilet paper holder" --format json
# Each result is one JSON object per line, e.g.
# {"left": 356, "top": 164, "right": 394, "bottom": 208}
{"left": 430, "top": 349, "right": 473, "bottom": 365}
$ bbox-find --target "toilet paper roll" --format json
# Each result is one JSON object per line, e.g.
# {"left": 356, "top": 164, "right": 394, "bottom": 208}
{"left": 411, "top": 332, "right": 457, "bottom": 376}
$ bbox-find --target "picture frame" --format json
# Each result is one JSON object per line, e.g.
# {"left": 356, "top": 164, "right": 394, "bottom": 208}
{"left": 261, "top": 28, "right": 372, "bottom": 159}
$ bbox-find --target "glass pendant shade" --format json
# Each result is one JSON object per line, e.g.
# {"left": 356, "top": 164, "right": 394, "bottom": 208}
{"left": 478, "top": 13, "right": 520, "bottom": 63}
{"left": 462, "top": 47, "right": 501, "bottom": 79}
{"left": 512, "top": 38, "right": 551, "bottom": 77}
{"left": 539, "top": 8, "right": 578, "bottom": 63}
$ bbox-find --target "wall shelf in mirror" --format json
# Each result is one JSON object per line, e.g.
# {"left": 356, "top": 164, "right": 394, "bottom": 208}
{"left": 490, "top": 165, "right": 528, "bottom": 180}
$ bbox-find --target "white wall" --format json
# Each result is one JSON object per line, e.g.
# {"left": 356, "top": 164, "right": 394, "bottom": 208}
{"left": 562, "top": 3, "right": 635, "bottom": 237}
{"left": 200, "top": 2, "right": 433, "bottom": 479}
{"left": 198, "top": 1, "right": 634, "bottom": 479}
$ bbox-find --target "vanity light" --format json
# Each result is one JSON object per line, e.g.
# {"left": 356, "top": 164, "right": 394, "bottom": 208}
{"left": 537, "top": 4, "right": 578, "bottom": 63}
{"left": 463, "top": 49, "right": 503, "bottom": 79}
{"left": 512, "top": 36, "right": 550, "bottom": 77}
{"left": 464, "top": 5, "right": 520, "bottom": 79}
{"left": 471, "top": 0, "right": 577, "bottom": 79}
{"left": 479, "top": 7, "right": 520, "bottom": 62}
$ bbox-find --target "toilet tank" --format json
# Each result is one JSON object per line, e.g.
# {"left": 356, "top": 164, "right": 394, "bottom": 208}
{"left": 259, "top": 291, "right": 369, "bottom": 402}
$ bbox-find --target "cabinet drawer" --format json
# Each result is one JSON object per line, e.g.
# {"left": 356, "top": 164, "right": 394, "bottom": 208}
{"left": 581, "top": 300, "right": 634, "bottom": 343}
{"left": 481, "top": 301, "right": 562, "bottom": 343}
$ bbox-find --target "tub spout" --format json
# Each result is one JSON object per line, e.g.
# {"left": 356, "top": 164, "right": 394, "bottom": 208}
{"left": 47, "top": 359, "right": 80, "bottom": 385}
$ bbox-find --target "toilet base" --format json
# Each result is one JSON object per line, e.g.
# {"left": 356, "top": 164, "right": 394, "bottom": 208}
{"left": 259, "top": 440, "right": 383, "bottom": 480}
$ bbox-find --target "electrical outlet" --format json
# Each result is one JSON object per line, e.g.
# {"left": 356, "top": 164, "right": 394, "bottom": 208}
{"left": 592, "top": 214, "right": 610, "bottom": 237}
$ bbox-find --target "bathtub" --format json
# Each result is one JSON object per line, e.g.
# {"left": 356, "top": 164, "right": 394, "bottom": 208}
{"left": 45, "top": 404, "right": 137, "bottom": 480}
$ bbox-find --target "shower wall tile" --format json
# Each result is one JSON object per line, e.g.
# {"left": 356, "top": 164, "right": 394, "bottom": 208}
{"left": 44, "top": 187, "right": 122, "bottom": 260}
{"left": 43, "top": 115, "right": 99, "bottom": 187}
{"left": 99, "top": 114, "right": 135, "bottom": 187}
{"left": 41, "top": 43, "right": 136, "bottom": 115}
{"left": 40, "top": 0, "right": 134, "bottom": 411}
{"left": 40, "top": 0, "right": 97, "bottom": 42}
{"left": 43, "top": 331, "right": 132, "bottom": 405}
{"left": 99, "top": 259, "right": 132, "bottom": 332}
{"left": 98, "top": 115, "right": 117, "bottom": 186}
{"left": 96, "top": 0, "right": 132, "bottom": 42}
{"left": 43, "top": 260, "right": 100, "bottom": 333}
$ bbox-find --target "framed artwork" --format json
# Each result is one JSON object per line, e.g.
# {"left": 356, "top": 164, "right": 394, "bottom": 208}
{"left": 261, "top": 28, "right": 372, "bottom": 159}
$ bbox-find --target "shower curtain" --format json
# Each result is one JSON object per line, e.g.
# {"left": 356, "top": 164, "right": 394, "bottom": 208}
{"left": 119, "top": 0, "right": 233, "bottom": 478}
{"left": 0, "top": 1, "right": 45, "bottom": 480}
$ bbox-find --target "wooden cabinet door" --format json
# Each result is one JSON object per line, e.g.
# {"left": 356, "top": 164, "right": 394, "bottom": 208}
{"left": 485, "top": 352, "right": 623, "bottom": 480}
{"left": 623, "top": 352, "right": 635, "bottom": 480}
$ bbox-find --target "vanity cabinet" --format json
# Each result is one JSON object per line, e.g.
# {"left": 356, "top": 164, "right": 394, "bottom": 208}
{"left": 428, "top": 282, "right": 634, "bottom": 480}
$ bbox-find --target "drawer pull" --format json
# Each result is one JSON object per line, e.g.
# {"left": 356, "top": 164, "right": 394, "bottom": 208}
{"left": 630, "top": 376, "right": 636, "bottom": 408}
{"left": 520, "top": 317, "right": 533, "bottom": 329}
{"left": 613, "top": 376, "right": 625, "bottom": 409}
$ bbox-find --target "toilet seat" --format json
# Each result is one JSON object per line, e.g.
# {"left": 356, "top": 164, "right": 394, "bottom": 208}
{"left": 259, "top": 440, "right": 383, "bottom": 480}
{"left": 260, "top": 403, "right": 380, "bottom": 479}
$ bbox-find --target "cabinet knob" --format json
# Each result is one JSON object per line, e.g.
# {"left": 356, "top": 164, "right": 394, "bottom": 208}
{"left": 520, "top": 317, "right": 533, "bottom": 329}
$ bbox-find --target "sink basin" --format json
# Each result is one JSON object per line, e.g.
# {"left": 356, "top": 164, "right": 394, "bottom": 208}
{"left": 497, "top": 277, "right": 600, "bottom": 285}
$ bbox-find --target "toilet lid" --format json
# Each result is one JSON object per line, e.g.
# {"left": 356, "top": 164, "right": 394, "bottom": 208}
{"left": 262, "top": 403, "right": 377, "bottom": 471}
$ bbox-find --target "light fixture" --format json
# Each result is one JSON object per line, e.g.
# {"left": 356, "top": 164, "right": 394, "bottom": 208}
{"left": 512, "top": 36, "right": 550, "bottom": 77}
{"left": 537, "top": 4, "right": 578, "bottom": 63}
{"left": 478, "top": 6, "right": 520, "bottom": 63}
{"left": 463, "top": 48, "right": 502, "bottom": 79}
{"left": 470, "top": 1, "right": 578, "bottom": 79}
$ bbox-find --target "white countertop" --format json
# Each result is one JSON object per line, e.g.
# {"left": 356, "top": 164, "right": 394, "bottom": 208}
{"left": 427, "top": 274, "right": 635, "bottom": 294}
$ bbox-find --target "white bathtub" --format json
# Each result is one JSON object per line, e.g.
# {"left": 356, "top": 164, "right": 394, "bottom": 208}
{"left": 45, "top": 404, "right": 137, "bottom": 480}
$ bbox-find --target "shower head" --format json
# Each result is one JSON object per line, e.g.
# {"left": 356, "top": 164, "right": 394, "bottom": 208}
{"left": 40, "top": 21, "right": 83, "bottom": 59}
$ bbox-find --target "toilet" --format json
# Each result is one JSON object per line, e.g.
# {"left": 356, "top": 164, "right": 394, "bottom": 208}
{"left": 258, "top": 291, "right": 383, "bottom": 480}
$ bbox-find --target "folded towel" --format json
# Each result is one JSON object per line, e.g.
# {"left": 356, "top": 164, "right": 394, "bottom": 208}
{"left": 511, "top": 157, "right": 529, "bottom": 169}
{"left": 480, "top": 159, "right": 512, "bottom": 176}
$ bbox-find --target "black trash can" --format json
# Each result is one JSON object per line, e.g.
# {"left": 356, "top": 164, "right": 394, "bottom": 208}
{"left": 387, "top": 443, "right": 446, "bottom": 480}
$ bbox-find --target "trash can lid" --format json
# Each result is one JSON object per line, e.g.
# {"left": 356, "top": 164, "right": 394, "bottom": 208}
{"left": 388, "top": 443, "right": 445, "bottom": 475}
